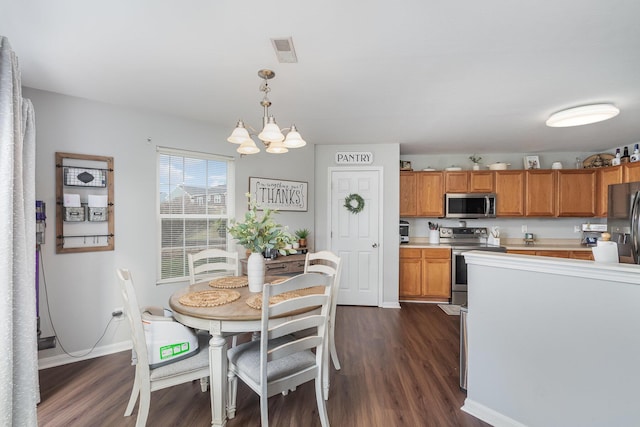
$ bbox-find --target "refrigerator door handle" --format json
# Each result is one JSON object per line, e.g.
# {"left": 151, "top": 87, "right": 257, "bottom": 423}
{"left": 631, "top": 191, "right": 640, "bottom": 261}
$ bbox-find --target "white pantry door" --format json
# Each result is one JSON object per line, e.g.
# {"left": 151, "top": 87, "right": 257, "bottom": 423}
{"left": 330, "top": 169, "right": 380, "bottom": 306}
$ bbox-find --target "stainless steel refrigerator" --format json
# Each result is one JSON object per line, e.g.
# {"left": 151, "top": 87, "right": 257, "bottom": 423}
{"left": 608, "top": 181, "right": 640, "bottom": 264}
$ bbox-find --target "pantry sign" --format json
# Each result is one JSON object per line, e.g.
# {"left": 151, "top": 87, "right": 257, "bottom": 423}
{"left": 335, "top": 151, "right": 373, "bottom": 165}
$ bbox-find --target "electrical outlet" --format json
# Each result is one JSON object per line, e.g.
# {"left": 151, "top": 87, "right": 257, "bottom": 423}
{"left": 112, "top": 307, "right": 124, "bottom": 320}
{"left": 521, "top": 225, "right": 527, "bottom": 233}
{"left": 574, "top": 225, "right": 581, "bottom": 233}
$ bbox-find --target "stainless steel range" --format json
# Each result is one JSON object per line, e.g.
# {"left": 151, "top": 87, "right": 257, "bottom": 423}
{"left": 439, "top": 226, "right": 506, "bottom": 305}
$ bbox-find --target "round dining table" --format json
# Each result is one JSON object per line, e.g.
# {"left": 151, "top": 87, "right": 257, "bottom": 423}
{"left": 168, "top": 276, "right": 323, "bottom": 427}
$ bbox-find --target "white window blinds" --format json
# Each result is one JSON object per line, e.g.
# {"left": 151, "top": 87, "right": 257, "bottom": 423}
{"left": 157, "top": 147, "right": 234, "bottom": 283}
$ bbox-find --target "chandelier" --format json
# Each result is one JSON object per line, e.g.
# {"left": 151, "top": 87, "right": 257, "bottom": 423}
{"left": 227, "top": 69, "right": 306, "bottom": 155}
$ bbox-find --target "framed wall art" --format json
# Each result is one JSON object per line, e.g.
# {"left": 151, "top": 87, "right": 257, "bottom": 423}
{"left": 524, "top": 155, "right": 540, "bottom": 170}
{"left": 249, "top": 177, "right": 308, "bottom": 211}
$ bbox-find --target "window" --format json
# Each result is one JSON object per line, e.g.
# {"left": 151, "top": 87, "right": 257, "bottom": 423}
{"left": 157, "top": 147, "right": 234, "bottom": 283}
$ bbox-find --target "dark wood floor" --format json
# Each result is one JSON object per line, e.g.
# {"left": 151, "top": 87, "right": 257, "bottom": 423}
{"left": 37, "top": 303, "right": 489, "bottom": 427}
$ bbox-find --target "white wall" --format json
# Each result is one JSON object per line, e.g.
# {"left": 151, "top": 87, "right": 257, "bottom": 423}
{"left": 27, "top": 88, "right": 315, "bottom": 366}
{"left": 463, "top": 252, "right": 640, "bottom": 427}
{"left": 314, "top": 144, "right": 400, "bottom": 308}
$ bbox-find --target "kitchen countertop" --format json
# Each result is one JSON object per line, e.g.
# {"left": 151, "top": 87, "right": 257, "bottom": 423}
{"left": 401, "top": 237, "right": 593, "bottom": 251}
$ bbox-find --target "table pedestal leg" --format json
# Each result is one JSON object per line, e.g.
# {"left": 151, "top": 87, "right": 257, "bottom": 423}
{"left": 209, "top": 334, "right": 228, "bottom": 427}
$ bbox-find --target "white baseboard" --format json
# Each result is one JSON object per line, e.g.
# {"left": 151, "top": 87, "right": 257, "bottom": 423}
{"left": 380, "top": 301, "right": 401, "bottom": 308}
{"left": 38, "top": 340, "right": 132, "bottom": 370}
{"left": 461, "top": 398, "right": 527, "bottom": 427}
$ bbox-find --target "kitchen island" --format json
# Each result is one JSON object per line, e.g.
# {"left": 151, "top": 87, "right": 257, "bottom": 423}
{"left": 462, "top": 251, "right": 640, "bottom": 427}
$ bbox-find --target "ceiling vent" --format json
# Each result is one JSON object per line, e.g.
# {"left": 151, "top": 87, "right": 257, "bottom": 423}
{"left": 271, "top": 37, "right": 298, "bottom": 63}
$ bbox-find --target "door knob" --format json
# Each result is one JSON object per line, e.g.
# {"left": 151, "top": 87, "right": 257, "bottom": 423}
{"left": 372, "top": 243, "right": 378, "bottom": 248}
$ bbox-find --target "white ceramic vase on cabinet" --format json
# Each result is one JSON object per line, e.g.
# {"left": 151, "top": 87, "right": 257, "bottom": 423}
{"left": 247, "top": 252, "right": 266, "bottom": 292}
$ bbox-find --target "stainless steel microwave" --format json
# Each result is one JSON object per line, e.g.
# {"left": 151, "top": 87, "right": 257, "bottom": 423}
{"left": 445, "top": 193, "right": 496, "bottom": 218}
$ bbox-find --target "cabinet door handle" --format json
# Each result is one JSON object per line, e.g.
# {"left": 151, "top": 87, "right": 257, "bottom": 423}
{"left": 266, "top": 264, "right": 287, "bottom": 271}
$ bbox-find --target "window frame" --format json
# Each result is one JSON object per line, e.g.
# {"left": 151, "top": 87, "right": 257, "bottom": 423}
{"left": 156, "top": 146, "right": 235, "bottom": 284}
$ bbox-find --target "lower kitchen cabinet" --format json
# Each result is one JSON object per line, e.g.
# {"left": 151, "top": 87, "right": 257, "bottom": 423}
{"left": 506, "top": 249, "right": 593, "bottom": 261}
{"left": 400, "top": 247, "right": 451, "bottom": 301}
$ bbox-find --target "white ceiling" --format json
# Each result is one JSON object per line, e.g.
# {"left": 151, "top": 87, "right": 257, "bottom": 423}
{"left": 3, "top": 0, "right": 640, "bottom": 155}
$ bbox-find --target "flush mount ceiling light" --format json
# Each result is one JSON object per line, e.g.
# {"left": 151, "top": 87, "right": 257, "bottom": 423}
{"left": 227, "top": 69, "right": 306, "bottom": 155}
{"left": 545, "top": 103, "right": 620, "bottom": 127}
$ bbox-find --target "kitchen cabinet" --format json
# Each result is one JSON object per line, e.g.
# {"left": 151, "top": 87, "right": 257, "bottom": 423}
{"left": 525, "top": 170, "right": 556, "bottom": 217}
{"left": 556, "top": 170, "right": 597, "bottom": 217}
{"left": 416, "top": 172, "right": 444, "bottom": 217}
{"left": 469, "top": 171, "right": 495, "bottom": 192}
{"left": 596, "top": 166, "right": 623, "bottom": 217}
{"left": 400, "top": 247, "right": 451, "bottom": 301}
{"left": 444, "top": 171, "right": 468, "bottom": 193}
{"left": 506, "top": 249, "right": 593, "bottom": 261}
{"left": 495, "top": 171, "right": 525, "bottom": 216}
{"left": 400, "top": 172, "right": 417, "bottom": 216}
{"left": 623, "top": 162, "right": 640, "bottom": 183}
{"left": 569, "top": 251, "right": 594, "bottom": 261}
{"left": 444, "top": 171, "right": 494, "bottom": 193}
{"left": 400, "top": 172, "right": 444, "bottom": 217}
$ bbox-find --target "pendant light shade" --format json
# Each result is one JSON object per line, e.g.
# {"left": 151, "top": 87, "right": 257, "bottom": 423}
{"left": 266, "top": 139, "right": 288, "bottom": 154}
{"left": 258, "top": 116, "right": 285, "bottom": 143}
{"left": 546, "top": 104, "right": 620, "bottom": 127}
{"left": 227, "top": 121, "right": 252, "bottom": 144}
{"left": 227, "top": 69, "right": 306, "bottom": 155}
{"left": 237, "top": 139, "right": 260, "bottom": 155}
{"left": 283, "top": 124, "right": 307, "bottom": 148}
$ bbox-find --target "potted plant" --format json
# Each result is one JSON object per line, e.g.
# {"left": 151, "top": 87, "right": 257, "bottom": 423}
{"left": 295, "top": 228, "right": 310, "bottom": 248}
{"left": 469, "top": 154, "right": 482, "bottom": 171}
{"left": 228, "top": 194, "right": 295, "bottom": 292}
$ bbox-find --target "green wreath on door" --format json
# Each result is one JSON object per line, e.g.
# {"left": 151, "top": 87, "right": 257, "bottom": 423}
{"left": 344, "top": 193, "right": 365, "bottom": 214}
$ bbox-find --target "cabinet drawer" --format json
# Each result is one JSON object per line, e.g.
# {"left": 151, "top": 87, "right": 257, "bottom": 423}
{"left": 265, "top": 262, "right": 289, "bottom": 274}
{"left": 400, "top": 248, "right": 422, "bottom": 259}
{"left": 421, "top": 248, "right": 450, "bottom": 259}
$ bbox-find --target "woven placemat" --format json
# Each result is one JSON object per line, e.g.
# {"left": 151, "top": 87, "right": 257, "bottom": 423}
{"left": 246, "top": 291, "right": 301, "bottom": 310}
{"left": 179, "top": 289, "right": 241, "bottom": 307}
{"left": 208, "top": 276, "right": 248, "bottom": 289}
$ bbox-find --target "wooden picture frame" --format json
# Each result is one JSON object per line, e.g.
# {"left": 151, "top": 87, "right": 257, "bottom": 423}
{"left": 524, "top": 155, "right": 540, "bottom": 170}
{"left": 249, "top": 177, "right": 308, "bottom": 211}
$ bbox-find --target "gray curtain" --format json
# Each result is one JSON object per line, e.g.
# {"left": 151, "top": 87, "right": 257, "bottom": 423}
{"left": 0, "top": 36, "right": 38, "bottom": 426}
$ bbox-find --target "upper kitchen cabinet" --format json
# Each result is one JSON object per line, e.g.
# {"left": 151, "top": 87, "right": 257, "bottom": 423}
{"left": 469, "top": 171, "right": 495, "bottom": 193}
{"left": 444, "top": 171, "right": 468, "bottom": 193}
{"left": 556, "top": 170, "right": 597, "bottom": 217}
{"left": 444, "top": 171, "right": 494, "bottom": 193}
{"left": 495, "top": 170, "right": 525, "bottom": 216}
{"left": 525, "top": 170, "right": 556, "bottom": 217}
{"left": 400, "top": 171, "right": 444, "bottom": 217}
{"left": 400, "top": 172, "right": 417, "bottom": 217}
{"left": 623, "top": 162, "right": 640, "bottom": 183}
{"left": 416, "top": 172, "right": 444, "bottom": 217}
{"left": 596, "top": 165, "right": 623, "bottom": 217}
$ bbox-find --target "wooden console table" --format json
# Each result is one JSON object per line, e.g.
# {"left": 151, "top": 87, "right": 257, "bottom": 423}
{"left": 240, "top": 253, "right": 307, "bottom": 276}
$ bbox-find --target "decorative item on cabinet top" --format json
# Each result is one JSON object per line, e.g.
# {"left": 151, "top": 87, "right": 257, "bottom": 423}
{"left": 582, "top": 153, "right": 615, "bottom": 168}
{"left": 400, "top": 160, "right": 412, "bottom": 171}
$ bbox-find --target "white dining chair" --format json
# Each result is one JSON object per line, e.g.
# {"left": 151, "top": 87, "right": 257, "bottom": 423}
{"left": 188, "top": 248, "right": 244, "bottom": 347}
{"left": 188, "top": 248, "right": 239, "bottom": 284}
{"left": 116, "top": 269, "right": 210, "bottom": 427}
{"left": 226, "top": 272, "right": 333, "bottom": 427}
{"left": 304, "top": 250, "right": 343, "bottom": 399}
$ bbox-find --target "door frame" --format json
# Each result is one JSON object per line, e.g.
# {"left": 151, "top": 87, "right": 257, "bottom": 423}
{"left": 327, "top": 166, "right": 384, "bottom": 307}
